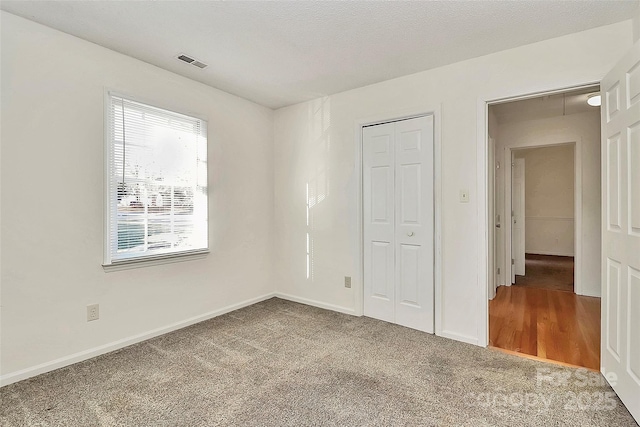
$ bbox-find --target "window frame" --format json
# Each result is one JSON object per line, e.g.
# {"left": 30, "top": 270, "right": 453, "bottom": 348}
{"left": 103, "top": 90, "right": 209, "bottom": 271}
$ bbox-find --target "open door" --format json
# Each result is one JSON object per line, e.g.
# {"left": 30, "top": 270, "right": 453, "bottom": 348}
{"left": 601, "top": 40, "right": 640, "bottom": 423}
{"left": 512, "top": 156, "right": 526, "bottom": 282}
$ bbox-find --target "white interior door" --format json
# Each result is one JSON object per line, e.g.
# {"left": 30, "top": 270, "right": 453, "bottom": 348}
{"left": 394, "top": 117, "right": 434, "bottom": 332}
{"left": 601, "top": 40, "right": 640, "bottom": 423}
{"left": 512, "top": 157, "right": 526, "bottom": 280}
{"left": 363, "top": 115, "right": 434, "bottom": 333}
{"left": 363, "top": 122, "right": 395, "bottom": 324}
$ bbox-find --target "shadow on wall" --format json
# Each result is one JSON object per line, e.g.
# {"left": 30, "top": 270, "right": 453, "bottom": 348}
{"left": 306, "top": 97, "right": 331, "bottom": 282}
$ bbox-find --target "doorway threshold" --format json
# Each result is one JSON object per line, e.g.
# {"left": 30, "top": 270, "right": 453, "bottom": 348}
{"left": 489, "top": 346, "right": 599, "bottom": 372}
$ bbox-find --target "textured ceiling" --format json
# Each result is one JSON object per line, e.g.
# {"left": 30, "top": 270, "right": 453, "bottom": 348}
{"left": 1, "top": 1, "right": 638, "bottom": 109}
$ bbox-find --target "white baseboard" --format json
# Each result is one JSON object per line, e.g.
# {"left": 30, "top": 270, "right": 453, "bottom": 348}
{"left": 526, "top": 250, "right": 575, "bottom": 257}
{"left": 0, "top": 292, "right": 276, "bottom": 387}
{"left": 439, "top": 330, "right": 480, "bottom": 347}
{"left": 0, "top": 291, "right": 485, "bottom": 387}
{"left": 274, "top": 292, "right": 357, "bottom": 316}
{"left": 576, "top": 289, "right": 601, "bottom": 298}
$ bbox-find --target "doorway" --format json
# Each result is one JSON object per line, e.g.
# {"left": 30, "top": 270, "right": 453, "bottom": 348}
{"left": 362, "top": 115, "right": 435, "bottom": 333}
{"left": 512, "top": 144, "right": 576, "bottom": 293}
{"left": 487, "top": 86, "right": 602, "bottom": 370}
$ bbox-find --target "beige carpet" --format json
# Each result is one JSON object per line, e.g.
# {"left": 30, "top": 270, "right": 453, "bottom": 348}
{"left": 1, "top": 298, "right": 637, "bottom": 426}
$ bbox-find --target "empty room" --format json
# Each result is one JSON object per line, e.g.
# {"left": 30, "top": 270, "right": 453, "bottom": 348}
{"left": 1, "top": 1, "right": 639, "bottom": 426}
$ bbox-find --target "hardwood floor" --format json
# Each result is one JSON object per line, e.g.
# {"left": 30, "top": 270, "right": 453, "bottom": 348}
{"left": 515, "top": 254, "right": 574, "bottom": 292}
{"left": 489, "top": 285, "right": 601, "bottom": 370}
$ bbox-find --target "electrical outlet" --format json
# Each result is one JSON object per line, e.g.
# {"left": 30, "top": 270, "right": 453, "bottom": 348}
{"left": 87, "top": 304, "right": 99, "bottom": 322}
{"left": 344, "top": 276, "right": 351, "bottom": 288}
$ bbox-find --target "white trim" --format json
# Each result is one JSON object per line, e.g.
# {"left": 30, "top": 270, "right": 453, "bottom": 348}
{"left": 476, "top": 81, "right": 599, "bottom": 348}
{"left": 0, "top": 292, "right": 276, "bottom": 387}
{"left": 574, "top": 140, "right": 583, "bottom": 295}
{"left": 504, "top": 148, "right": 513, "bottom": 286}
{"left": 102, "top": 88, "right": 210, "bottom": 268}
{"left": 102, "top": 250, "right": 209, "bottom": 272}
{"left": 103, "top": 88, "right": 112, "bottom": 268}
{"left": 488, "top": 136, "right": 497, "bottom": 301}
{"left": 527, "top": 250, "right": 575, "bottom": 257}
{"left": 354, "top": 121, "right": 364, "bottom": 317}
{"left": 353, "top": 104, "right": 442, "bottom": 333}
{"left": 275, "top": 292, "right": 357, "bottom": 316}
{"left": 477, "top": 98, "right": 489, "bottom": 344}
{"left": 434, "top": 109, "right": 443, "bottom": 336}
{"left": 525, "top": 216, "right": 574, "bottom": 221}
{"left": 439, "top": 330, "right": 479, "bottom": 346}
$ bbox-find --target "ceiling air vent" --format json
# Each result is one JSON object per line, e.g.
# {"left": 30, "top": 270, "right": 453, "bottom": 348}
{"left": 177, "top": 54, "right": 195, "bottom": 64}
{"left": 191, "top": 61, "right": 208, "bottom": 69}
{"left": 176, "top": 54, "right": 208, "bottom": 69}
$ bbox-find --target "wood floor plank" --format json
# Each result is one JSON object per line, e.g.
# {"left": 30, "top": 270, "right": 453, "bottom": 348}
{"left": 515, "top": 254, "right": 574, "bottom": 292}
{"left": 489, "top": 285, "right": 601, "bottom": 370}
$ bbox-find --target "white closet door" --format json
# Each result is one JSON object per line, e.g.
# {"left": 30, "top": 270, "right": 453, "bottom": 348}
{"left": 394, "top": 116, "right": 434, "bottom": 332}
{"left": 363, "top": 122, "right": 396, "bottom": 323}
{"left": 363, "top": 116, "right": 434, "bottom": 333}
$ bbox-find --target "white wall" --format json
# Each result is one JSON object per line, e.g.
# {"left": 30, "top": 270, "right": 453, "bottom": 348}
{"left": 497, "top": 111, "right": 601, "bottom": 296}
{"left": 274, "top": 22, "right": 631, "bottom": 345}
{"left": 633, "top": 6, "right": 640, "bottom": 43}
{"left": 515, "top": 145, "right": 575, "bottom": 257}
{"left": 0, "top": 12, "right": 275, "bottom": 383}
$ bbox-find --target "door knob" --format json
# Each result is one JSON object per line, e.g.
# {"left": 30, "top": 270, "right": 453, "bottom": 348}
{"left": 407, "top": 232, "right": 414, "bottom": 237}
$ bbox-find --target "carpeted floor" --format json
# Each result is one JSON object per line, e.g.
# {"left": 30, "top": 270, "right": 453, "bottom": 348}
{"left": 515, "top": 254, "right": 574, "bottom": 292}
{"left": 1, "top": 298, "right": 636, "bottom": 426}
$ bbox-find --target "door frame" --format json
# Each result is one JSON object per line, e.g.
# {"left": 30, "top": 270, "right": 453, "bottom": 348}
{"left": 488, "top": 136, "right": 497, "bottom": 300}
{"left": 477, "top": 82, "right": 599, "bottom": 347}
{"left": 353, "top": 104, "right": 443, "bottom": 334}
{"left": 510, "top": 155, "right": 527, "bottom": 282}
{"left": 504, "top": 141, "right": 582, "bottom": 292}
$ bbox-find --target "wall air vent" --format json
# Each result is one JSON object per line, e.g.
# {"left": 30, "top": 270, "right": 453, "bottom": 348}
{"left": 176, "top": 54, "right": 208, "bottom": 69}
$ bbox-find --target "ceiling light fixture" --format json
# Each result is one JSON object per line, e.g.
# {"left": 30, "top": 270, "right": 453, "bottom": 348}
{"left": 587, "top": 93, "right": 601, "bottom": 107}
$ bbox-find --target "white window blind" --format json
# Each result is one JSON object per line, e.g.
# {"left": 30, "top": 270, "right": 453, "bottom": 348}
{"left": 105, "top": 94, "right": 208, "bottom": 266}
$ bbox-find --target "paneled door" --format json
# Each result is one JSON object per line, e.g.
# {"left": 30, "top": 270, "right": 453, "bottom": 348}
{"left": 363, "top": 115, "right": 434, "bottom": 333}
{"left": 601, "top": 40, "right": 640, "bottom": 423}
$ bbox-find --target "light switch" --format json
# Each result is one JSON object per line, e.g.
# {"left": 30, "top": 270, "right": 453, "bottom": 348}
{"left": 460, "top": 189, "right": 470, "bottom": 203}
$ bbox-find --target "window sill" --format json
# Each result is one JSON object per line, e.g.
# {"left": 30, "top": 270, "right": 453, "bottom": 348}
{"left": 102, "top": 250, "right": 209, "bottom": 272}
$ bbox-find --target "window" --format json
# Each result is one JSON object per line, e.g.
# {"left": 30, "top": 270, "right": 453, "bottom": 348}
{"left": 104, "top": 93, "right": 208, "bottom": 268}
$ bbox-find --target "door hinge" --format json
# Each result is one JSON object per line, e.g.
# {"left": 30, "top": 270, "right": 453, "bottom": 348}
{"left": 511, "top": 258, "right": 515, "bottom": 265}
{"left": 497, "top": 268, "right": 501, "bottom": 275}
